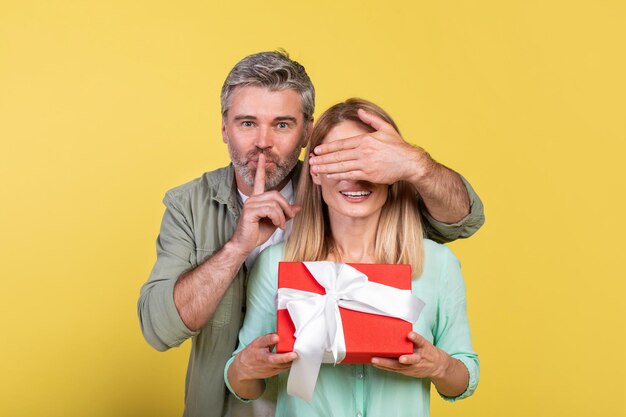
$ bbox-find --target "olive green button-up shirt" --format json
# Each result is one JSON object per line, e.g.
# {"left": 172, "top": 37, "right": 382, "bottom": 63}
{"left": 138, "top": 162, "right": 484, "bottom": 417}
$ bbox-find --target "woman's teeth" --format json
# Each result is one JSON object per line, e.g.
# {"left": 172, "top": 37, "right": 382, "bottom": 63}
{"left": 340, "top": 191, "right": 371, "bottom": 198}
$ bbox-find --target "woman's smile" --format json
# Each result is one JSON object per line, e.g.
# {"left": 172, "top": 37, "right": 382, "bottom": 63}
{"left": 339, "top": 189, "right": 372, "bottom": 201}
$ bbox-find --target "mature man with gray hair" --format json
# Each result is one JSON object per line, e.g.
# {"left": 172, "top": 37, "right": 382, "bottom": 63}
{"left": 138, "top": 51, "right": 484, "bottom": 417}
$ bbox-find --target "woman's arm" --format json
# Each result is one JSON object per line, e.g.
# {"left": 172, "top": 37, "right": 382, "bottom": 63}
{"left": 224, "top": 244, "right": 297, "bottom": 400}
{"left": 371, "top": 245, "right": 479, "bottom": 400}
{"left": 371, "top": 331, "right": 470, "bottom": 397}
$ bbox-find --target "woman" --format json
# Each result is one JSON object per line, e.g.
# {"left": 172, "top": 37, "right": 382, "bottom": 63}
{"left": 224, "top": 98, "right": 479, "bottom": 416}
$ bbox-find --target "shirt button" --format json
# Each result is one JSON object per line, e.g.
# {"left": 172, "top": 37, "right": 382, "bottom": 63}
{"left": 356, "top": 372, "right": 364, "bottom": 379}
{"left": 357, "top": 413, "right": 362, "bottom": 417}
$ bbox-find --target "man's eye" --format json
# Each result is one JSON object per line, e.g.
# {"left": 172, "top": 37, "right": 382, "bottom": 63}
{"left": 241, "top": 121, "right": 254, "bottom": 127}
{"left": 277, "top": 122, "right": 289, "bottom": 129}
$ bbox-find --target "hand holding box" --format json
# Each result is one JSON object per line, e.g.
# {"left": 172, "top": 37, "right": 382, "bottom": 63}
{"left": 276, "top": 261, "right": 425, "bottom": 401}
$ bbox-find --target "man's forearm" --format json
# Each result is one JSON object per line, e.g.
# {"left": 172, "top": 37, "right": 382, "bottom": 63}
{"left": 173, "top": 240, "right": 249, "bottom": 331}
{"left": 409, "top": 157, "right": 470, "bottom": 224}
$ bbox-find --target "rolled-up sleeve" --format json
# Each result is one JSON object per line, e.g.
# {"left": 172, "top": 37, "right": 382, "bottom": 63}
{"left": 422, "top": 175, "right": 485, "bottom": 243}
{"left": 137, "top": 192, "right": 199, "bottom": 351}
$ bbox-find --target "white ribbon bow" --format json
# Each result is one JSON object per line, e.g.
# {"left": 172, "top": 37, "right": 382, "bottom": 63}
{"left": 276, "top": 261, "right": 425, "bottom": 401}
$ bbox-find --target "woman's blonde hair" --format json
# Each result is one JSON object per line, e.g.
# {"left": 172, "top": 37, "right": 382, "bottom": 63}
{"left": 284, "top": 98, "right": 424, "bottom": 276}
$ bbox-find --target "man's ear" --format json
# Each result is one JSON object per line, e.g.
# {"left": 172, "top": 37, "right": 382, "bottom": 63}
{"left": 221, "top": 120, "right": 228, "bottom": 144}
{"left": 301, "top": 118, "right": 314, "bottom": 148}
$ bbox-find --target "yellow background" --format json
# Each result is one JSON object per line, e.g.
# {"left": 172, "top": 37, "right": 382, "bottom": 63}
{"left": 1, "top": 1, "right": 624, "bottom": 416}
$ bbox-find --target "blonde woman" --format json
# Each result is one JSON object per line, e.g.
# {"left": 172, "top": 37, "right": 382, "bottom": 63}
{"left": 225, "top": 99, "right": 479, "bottom": 417}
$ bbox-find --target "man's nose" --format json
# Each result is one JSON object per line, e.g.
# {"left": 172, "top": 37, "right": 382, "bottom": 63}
{"left": 254, "top": 126, "right": 274, "bottom": 149}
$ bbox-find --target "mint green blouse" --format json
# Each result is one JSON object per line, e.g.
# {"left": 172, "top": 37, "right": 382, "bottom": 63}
{"left": 225, "top": 240, "right": 479, "bottom": 417}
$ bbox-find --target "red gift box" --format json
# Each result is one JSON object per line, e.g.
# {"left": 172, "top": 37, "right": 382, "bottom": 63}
{"left": 276, "top": 262, "right": 414, "bottom": 363}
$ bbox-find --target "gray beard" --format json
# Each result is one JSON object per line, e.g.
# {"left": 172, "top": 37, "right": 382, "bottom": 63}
{"left": 229, "top": 145, "right": 300, "bottom": 191}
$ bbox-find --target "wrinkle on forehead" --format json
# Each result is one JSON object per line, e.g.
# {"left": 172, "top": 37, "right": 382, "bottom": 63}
{"left": 228, "top": 86, "right": 303, "bottom": 123}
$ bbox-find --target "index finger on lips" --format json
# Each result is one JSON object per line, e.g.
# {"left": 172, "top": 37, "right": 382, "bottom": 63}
{"left": 253, "top": 153, "right": 266, "bottom": 196}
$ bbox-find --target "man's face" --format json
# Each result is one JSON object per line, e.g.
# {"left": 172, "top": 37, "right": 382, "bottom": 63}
{"left": 222, "top": 85, "right": 309, "bottom": 195}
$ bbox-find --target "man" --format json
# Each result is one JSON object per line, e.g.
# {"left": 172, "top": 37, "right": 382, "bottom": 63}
{"left": 138, "top": 51, "right": 484, "bottom": 417}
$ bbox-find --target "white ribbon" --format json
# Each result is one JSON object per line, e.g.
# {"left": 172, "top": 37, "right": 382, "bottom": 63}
{"left": 276, "top": 261, "right": 425, "bottom": 401}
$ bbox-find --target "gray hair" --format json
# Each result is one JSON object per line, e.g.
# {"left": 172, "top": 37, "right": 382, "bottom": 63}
{"left": 220, "top": 50, "right": 315, "bottom": 123}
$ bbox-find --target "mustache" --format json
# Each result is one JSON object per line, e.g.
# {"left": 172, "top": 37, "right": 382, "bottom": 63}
{"left": 245, "top": 149, "right": 280, "bottom": 165}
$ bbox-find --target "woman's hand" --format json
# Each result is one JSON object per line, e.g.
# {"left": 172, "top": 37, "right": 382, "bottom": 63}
{"left": 235, "top": 333, "right": 298, "bottom": 380}
{"left": 227, "top": 333, "right": 297, "bottom": 400}
{"left": 371, "top": 331, "right": 469, "bottom": 397}
{"left": 371, "top": 331, "right": 450, "bottom": 379}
